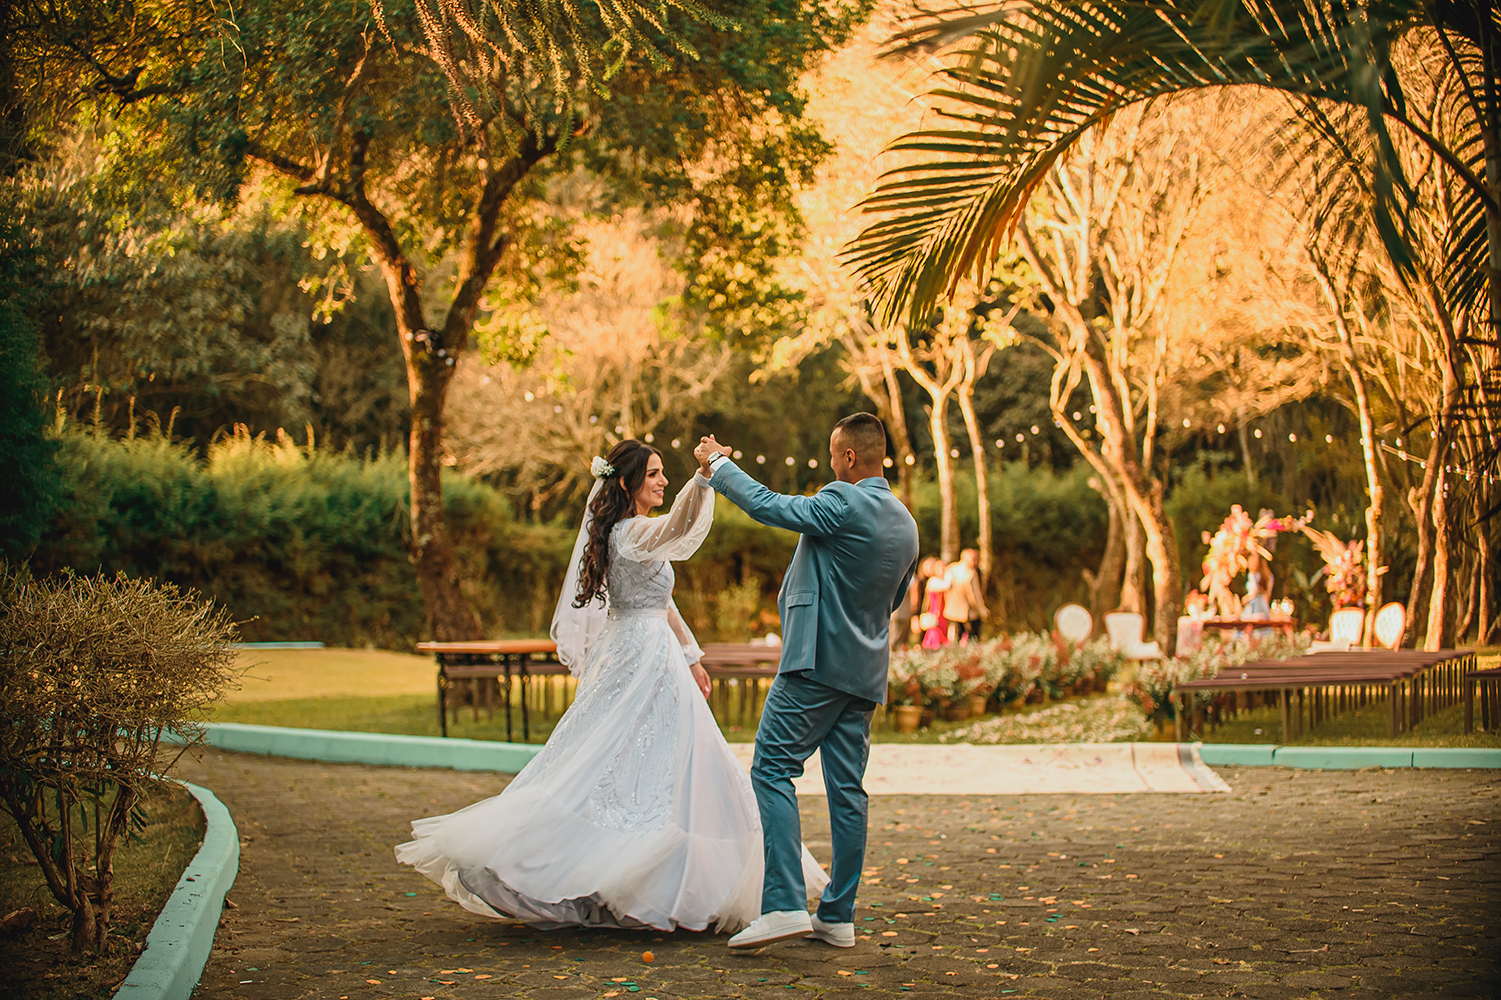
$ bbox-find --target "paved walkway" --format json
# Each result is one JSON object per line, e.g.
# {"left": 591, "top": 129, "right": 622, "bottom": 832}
{"left": 728, "top": 744, "right": 1229, "bottom": 795}
{"left": 175, "top": 750, "right": 1499, "bottom": 999}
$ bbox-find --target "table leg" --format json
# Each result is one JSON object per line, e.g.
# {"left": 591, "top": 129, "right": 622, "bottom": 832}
{"left": 502, "top": 661, "right": 514, "bottom": 743}
{"left": 438, "top": 662, "right": 449, "bottom": 738}
{"left": 1173, "top": 692, "right": 1185, "bottom": 742}
{"left": 1280, "top": 690, "right": 1290, "bottom": 743}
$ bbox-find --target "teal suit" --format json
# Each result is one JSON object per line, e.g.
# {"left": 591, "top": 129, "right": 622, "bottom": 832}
{"left": 708, "top": 459, "right": 918, "bottom": 920}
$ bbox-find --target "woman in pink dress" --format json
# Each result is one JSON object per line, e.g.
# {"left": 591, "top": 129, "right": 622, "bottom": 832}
{"left": 919, "top": 556, "right": 951, "bottom": 649}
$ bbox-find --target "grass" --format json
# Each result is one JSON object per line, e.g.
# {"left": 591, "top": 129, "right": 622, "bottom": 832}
{"left": 0, "top": 781, "right": 205, "bottom": 999}
{"left": 208, "top": 647, "right": 1501, "bottom": 748}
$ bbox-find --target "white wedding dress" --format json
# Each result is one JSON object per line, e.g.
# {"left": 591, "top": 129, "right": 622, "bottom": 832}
{"left": 395, "top": 474, "right": 827, "bottom": 932}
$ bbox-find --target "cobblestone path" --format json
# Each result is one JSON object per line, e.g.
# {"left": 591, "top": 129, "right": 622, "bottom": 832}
{"left": 174, "top": 750, "right": 1499, "bottom": 999}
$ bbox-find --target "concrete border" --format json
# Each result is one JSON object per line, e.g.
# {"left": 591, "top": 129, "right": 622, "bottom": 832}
{"left": 115, "top": 781, "right": 239, "bottom": 1000}
{"left": 192, "top": 722, "right": 544, "bottom": 773}
{"left": 1197, "top": 743, "right": 1501, "bottom": 769}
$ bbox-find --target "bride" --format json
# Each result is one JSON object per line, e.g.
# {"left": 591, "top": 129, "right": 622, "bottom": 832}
{"left": 395, "top": 440, "right": 827, "bottom": 932}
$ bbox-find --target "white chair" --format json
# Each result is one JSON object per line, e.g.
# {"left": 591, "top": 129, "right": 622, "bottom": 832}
{"left": 1309, "top": 607, "right": 1366, "bottom": 652}
{"left": 1373, "top": 602, "right": 1405, "bottom": 650}
{"left": 1054, "top": 603, "right": 1093, "bottom": 646}
{"left": 1103, "top": 611, "right": 1164, "bottom": 660}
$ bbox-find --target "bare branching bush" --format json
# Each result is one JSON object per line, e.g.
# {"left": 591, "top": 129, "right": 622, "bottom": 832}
{"left": 0, "top": 568, "right": 240, "bottom": 953}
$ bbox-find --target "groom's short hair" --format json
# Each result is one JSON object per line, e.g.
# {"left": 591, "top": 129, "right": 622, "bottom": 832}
{"left": 833, "top": 412, "right": 887, "bottom": 466}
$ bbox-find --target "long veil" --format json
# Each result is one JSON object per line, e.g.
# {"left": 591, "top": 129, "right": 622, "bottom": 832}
{"left": 550, "top": 477, "right": 607, "bottom": 675}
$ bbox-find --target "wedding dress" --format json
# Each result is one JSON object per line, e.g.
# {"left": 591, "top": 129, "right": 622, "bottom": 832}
{"left": 395, "top": 473, "right": 828, "bottom": 932}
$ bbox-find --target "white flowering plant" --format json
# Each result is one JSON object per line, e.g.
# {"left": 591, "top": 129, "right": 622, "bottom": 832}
{"left": 1122, "top": 631, "right": 1309, "bottom": 719}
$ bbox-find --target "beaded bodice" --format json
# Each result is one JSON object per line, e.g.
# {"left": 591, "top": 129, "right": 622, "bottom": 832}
{"left": 607, "top": 521, "right": 675, "bottom": 611}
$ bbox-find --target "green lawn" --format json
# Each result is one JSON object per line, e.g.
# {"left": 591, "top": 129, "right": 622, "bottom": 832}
{"left": 209, "top": 647, "right": 1501, "bottom": 748}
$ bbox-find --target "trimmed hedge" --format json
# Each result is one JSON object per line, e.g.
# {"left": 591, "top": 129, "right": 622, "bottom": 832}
{"left": 32, "top": 430, "right": 1111, "bottom": 647}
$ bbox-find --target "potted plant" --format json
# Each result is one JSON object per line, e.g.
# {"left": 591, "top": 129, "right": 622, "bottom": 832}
{"left": 887, "top": 649, "right": 927, "bottom": 733}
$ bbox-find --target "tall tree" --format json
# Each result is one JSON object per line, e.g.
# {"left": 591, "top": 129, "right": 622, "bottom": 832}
{"left": 847, "top": 0, "right": 1501, "bottom": 573}
{"left": 19, "top": 0, "right": 871, "bottom": 637}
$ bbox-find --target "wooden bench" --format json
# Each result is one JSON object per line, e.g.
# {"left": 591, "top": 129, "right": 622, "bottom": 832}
{"left": 418, "top": 639, "right": 785, "bottom": 741}
{"left": 1465, "top": 666, "right": 1501, "bottom": 734}
{"left": 1172, "top": 649, "right": 1476, "bottom": 742}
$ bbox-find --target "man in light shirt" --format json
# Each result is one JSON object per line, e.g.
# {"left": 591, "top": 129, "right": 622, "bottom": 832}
{"left": 943, "top": 548, "right": 987, "bottom": 642}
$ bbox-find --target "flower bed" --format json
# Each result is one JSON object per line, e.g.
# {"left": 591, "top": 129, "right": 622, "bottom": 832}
{"left": 938, "top": 697, "right": 1152, "bottom": 744}
{"left": 888, "top": 633, "right": 1128, "bottom": 712}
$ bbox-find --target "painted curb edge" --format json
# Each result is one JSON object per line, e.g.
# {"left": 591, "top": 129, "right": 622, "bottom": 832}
{"left": 184, "top": 722, "right": 545, "bottom": 773}
{"left": 1196, "top": 743, "right": 1501, "bottom": 770}
{"left": 114, "top": 781, "right": 239, "bottom": 1000}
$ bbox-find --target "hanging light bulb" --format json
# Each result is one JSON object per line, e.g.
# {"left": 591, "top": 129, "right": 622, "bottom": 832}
{"left": 1253, "top": 428, "right": 1262, "bottom": 439}
{"left": 1182, "top": 418, "right": 1191, "bottom": 428}
{"left": 1015, "top": 433, "right": 1025, "bottom": 443}
{"left": 883, "top": 457, "right": 893, "bottom": 468}
{"left": 950, "top": 448, "right": 960, "bottom": 458}
{"left": 671, "top": 438, "right": 681, "bottom": 449}
{"left": 1288, "top": 433, "right": 1297, "bottom": 442}
{"left": 733, "top": 450, "right": 743, "bottom": 459}
{"left": 1217, "top": 424, "right": 1226, "bottom": 434}
{"left": 756, "top": 455, "right": 766, "bottom": 464}
{"left": 1030, "top": 425, "right": 1040, "bottom": 435}
{"left": 808, "top": 458, "right": 819, "bottom": 469}
{"left": 1325, "top": 434, "right": 1333, "bottom": 444}
{"left": 905, "top": 454, "right": 915, "bottom": 465}
{"left": 785, "top": 456, "right": 795, "bottom": 466}
{"left": 644, "top": 433, "right": 654, "bottom": 443}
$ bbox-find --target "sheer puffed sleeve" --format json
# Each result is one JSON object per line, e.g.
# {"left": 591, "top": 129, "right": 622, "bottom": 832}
{"left": 614, "top": 473, "right": 715, "bottom": 563}
{"left": 668, "top": 599, "right": 704, "bottom": 665}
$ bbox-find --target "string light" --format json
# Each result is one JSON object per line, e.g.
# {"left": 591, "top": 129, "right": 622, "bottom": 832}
{"left": 785, "top": 456, "right": 795, "bottom": 466}
{"left": 950, "top": 448, "right": 960, "bottom": 458}
{"left": 1217, "top": 423, "right": 1226, "bottom": 434}
{"left": 1253, "top": 428, "right": 1263, "bottom": 439}
{"left": 1379, "top": 441, "right": 1498, "bottom": 484}
{"left": 905, "top": 455, "right": 915, "bottom": 466}
{"left": 671, "top": 438, "right": 681, "bottom": 448}
{"left": 1072, "top": 411, "right": 1083, "bottom": 421}
{"left": 1015, "top": 433, "right": 1025, "bottom": 443}
{"left": 1288, "top": 433, "right": 1297, "bottom": 442}
{"left": 756, "top": 454, "right": 766, "bottom": 464}
{"left": 995, "top": 439, "right": 1004, "bottom": 449}
{"left": 733, "top": 450, "right": 743, "bottom": 460}
{"left": 1325, "top": 434, "right": 1333, "bottom": 443}
{"left": 807, "top": 458, "right": 818, "bottom": 469}
{"left": 883, "top": 457, "right": 893, "bottom": 468}
{"left": 643, "top": 433, "right": 653, "bottom": 443}
{"left": 1030, "top": 425, "right": 1041, "bottom": 435}
{"left": 524, "top": 391, "right": 535, "bottom": 402}
{"left": 1182, "top": 418, "right": 1191, "bottom": 428}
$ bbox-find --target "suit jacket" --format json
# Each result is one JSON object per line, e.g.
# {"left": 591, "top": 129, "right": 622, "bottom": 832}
{"left": 709, "top": 460, "right": 919, "bottom": 704}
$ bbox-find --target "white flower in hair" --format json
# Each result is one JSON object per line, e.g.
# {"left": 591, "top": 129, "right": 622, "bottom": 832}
{"left": 590, "top": 456, "right": 615, "bottom": 478}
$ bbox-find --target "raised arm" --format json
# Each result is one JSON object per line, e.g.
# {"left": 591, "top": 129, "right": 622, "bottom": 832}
{"left": 707, "top": 460, "right": 850, "bottom": 537}
{"left": 615, "top": 473, "right": 715, "bottom": 563}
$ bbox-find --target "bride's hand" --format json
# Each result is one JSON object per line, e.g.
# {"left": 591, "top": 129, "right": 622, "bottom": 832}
{"left": 693, "top": 435, "right": 733, "bottom": 476}
{"left": 689, "top": 660, "right": 711, "bottom": 700}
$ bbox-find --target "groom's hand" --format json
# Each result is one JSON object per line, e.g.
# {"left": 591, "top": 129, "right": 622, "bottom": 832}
{"left": 693, "top": 435, "right": 733, "bottom": 477}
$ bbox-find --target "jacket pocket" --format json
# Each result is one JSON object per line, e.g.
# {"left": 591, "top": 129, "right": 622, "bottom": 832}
{"left": 785, "top": 592, "right": 816, "bottom": 608}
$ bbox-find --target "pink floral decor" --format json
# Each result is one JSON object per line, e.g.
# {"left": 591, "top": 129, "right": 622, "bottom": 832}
{"left": 1199, "top": 505, "right": 1309, "bottom": 617}
{"left": 1300, "top": 527, "right": 1367, "bottom": 609}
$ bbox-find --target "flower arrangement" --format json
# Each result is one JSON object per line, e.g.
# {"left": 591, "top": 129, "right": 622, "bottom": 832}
{"left": 1199, "top": 505, "right": 1310, "bottom": 617}
{"left": 1299, "top": 527, "right": 1367, "bottom": 609}
{"left": 887, "top": 632, "right": 1129, "bottom": 715}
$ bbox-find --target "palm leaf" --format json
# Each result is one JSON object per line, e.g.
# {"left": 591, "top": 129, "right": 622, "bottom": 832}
{"left": 844, "top": 0, "right": 1456, "bottom": 326}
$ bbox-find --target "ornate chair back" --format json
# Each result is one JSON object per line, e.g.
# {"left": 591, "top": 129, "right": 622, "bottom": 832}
{"left": 1373, "top": 602, "right": 1406, "bottom": 650}
{"left": 1054, "top": 603, "right": 1093, "bottom": 646}
{"left": 1329, "top": 607, "right": 1367, "bottom": 647}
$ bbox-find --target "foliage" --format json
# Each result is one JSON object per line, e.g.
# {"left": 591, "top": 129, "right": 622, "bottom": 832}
{"left": 0, "top": 567, "right": 239, "bottom": 952}
{"left": 1122, "top": 632, "right": 1310, "bottom": 720}
{"left": 888, "top": 631, "right": 1122, "bottom": 709}
{"left": 0, "top": 212, "right": 60, "bottom": 561}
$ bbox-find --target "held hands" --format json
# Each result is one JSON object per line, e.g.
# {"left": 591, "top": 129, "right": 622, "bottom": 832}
{"left": 693, "top": 435, "right": 734, "bottom": 477}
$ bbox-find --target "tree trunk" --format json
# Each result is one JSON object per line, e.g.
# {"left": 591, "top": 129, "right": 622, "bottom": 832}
{"left": 882, "top": 357, "right": 916, "bottom": 508}
{"left": 957, "top": 344, "right": 993, "bottom": 587}
{"left": 1424, "top": 480, "right": 1450, "bottom": 651}
{"left": 928, "top": 398, "right": 958, "bottom": 562}
{"left": 1083, "top": 476, "right": 1126, "bottom": 631}
{"left": 1129, "top": 476, "right": 1183, "bottom": 655}
{"left": 1121, "top": 509, "right": 1146, "bottom": 614}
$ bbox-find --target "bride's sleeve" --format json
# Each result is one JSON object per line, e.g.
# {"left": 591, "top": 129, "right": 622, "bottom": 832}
{"left": 668, "top": 599, "right": 704, "bottom": 665}
{"left": 615, "top": 473, "right": 715, "bottom": 562}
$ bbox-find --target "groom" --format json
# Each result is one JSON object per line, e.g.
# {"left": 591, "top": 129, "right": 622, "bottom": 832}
{"left": 695, "top": 413, "right": 919, "bottom": 949}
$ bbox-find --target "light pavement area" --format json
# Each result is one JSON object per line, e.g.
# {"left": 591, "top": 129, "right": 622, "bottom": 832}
{"left": 728, "top": 743, "right": 1231, "bottom": 795}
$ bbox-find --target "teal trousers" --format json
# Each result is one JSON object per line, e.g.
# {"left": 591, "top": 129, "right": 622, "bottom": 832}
{"left": 751, "top": 672, "right": 875, "bottom": 921}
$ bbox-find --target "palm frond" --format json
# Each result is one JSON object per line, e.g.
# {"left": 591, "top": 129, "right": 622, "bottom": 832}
{"left": 845, "top": 0, "right": 1448, "bottom": 326}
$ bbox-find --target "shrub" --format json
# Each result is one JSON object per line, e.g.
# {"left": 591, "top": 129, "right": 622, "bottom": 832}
{"left": 0, "top": 568, "right": 240, "bottom": 952}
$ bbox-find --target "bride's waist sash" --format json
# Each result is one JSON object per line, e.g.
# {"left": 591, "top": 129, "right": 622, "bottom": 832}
{"left": 605, "top": 608, "right": 670, "bottom": 620}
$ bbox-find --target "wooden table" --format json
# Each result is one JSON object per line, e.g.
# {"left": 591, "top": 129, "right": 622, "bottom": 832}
{"left": 1173, "top": 649, "right": 1476, "bottom": 742}
{"left": 1198, "top": 616, "right": 1299, "bottom": 639}
{"left": 1465, "top": 666, "right": 1501, "bottom": 734}
{"left": 418, "top": 640, "right": 786, "bottom": 741}
{"left": 417, "top": 640, "right": 567, "bottom": 741}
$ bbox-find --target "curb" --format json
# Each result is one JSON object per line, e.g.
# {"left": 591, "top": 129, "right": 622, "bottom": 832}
{"left": 1196, "top": 743, "right": 1501, "bottom": 770}
{"left": 189, "top": 722, "right": 544, "bottom": 773}
{"left": 115, "top": 781, "right": 239, "bottom": 1000}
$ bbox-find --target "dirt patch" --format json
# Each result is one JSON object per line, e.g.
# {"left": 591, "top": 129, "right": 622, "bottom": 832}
{"left": 0, "top": 781, "right": 206, "bottom": 999}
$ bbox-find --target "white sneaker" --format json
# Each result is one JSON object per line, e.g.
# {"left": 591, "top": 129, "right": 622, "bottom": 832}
{"left": 809, "top": 914, "right": 856, "bottom": 948}
{"left": 727, "top": 910, "right": 813, "bottom": 949}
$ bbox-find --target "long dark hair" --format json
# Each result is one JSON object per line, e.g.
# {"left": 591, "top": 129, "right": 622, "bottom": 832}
{"left": 574, "top": 440, "right": 661, "bottom": 608}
